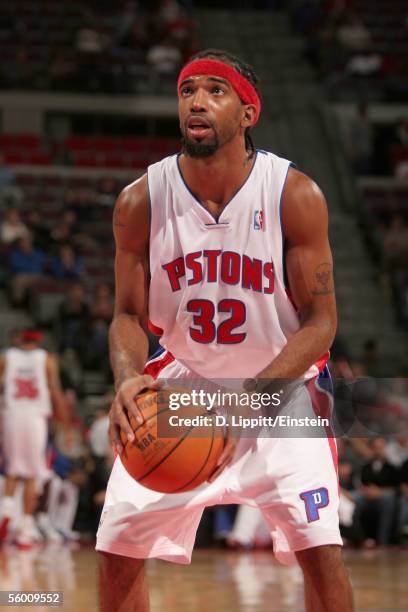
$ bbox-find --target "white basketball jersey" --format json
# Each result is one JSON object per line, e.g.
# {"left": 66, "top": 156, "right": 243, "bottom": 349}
{"left": 147, "top": 151, "right": 328, "bottom": 380}
{"left": 3, "top": 348, "right": 51, "bottom": 416}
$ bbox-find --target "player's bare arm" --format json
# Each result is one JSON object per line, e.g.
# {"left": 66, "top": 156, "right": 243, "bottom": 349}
{"left": 108, "top": 175, "right": 159, "bottom": 453}
{"left": 256, "top": 168, "right": 337, "bottom": 381}
{"left": 45, "top": 353, "right": 69, "bottom": 423}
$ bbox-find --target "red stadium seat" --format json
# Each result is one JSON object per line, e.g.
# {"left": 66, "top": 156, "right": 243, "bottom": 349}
{"left": 65, "top": 136, "right": 94, "bottom": 151}
{"left": 119, "top": 137, "right": 146, "bottom": 152}
{"left": 4, "top": 152, "right": 25, "bottom": 164}
{"left": 104, "top": 154, "right": 126, "bottom": 168}
{"left": 14, "top": 134, "right": 41, "bottom": 149}
{"left": 73, "top": 152, "right": 99, "bottom": 168}
{"left": 29, "top": 151, "right": 51, "bottom": 165}
{"left": 0, "top": 134, "right": 14, "bottom": 149}
{"left": 94, "top": 136, "right": 117, "bottom": 151}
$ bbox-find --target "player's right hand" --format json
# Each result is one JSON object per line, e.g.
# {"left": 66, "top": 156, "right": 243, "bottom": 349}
{"left": 109, "top": 374, "right": 160, "bottom": 454}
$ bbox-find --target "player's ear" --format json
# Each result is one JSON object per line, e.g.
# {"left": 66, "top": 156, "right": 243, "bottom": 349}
{"left": 241, "top": 105, "right": 257, "bottom": 128}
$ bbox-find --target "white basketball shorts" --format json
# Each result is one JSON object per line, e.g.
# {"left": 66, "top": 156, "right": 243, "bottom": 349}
{"left": 2, "top": 410, "right": 48, "bottom": 479}
{"left": 96, "top": 350, "right": 341, "bottom": 565}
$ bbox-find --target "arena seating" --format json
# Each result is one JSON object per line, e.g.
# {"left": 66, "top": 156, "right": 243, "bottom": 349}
{"left": 0, "top": 0, "right": 196, "bottom": 95}
{"left": 293, "top": 0, "right": 408, "bottom": 103}
{"left": 66, "top": 135, "right": 180, "bottom": 168}
{"left": 0, "top": 132, "right": 180, "bottom": 167}
{"left": 360, "top": 181, "right": 408, "bottom": 218}
{"left": 0, "top": 134, "right": 51, "bottom": 165}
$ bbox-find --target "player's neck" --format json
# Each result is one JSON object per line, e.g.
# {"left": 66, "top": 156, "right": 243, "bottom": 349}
{"left": 179, "top": 142, "right": 256, "bottom": 210}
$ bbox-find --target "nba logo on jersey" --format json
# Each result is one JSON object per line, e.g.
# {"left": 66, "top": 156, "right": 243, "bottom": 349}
{"left": 253, "top": 209, "right": 264, "bottom": 230}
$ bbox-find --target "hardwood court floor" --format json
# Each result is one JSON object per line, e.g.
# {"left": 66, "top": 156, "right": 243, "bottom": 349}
{"left": 0, "top": 544, "right": 407, "bottom": 611}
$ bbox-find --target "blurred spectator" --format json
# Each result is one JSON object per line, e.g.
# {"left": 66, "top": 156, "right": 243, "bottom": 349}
{"left": 54, "top": 282, "right": 89, "bottom": 354}
{"left": 155, "top": 0, "right": 195, "bottom": 52}
{"left": 158, "top": 0, "right": 186, "bottom": 24}
{"left": 2, "top": 48, "right": 34, "bottom": 89}
{"left": 386, "top": 436, "right": 408, "bottom": 468}
{"left": 115, "top": 0, "right": 146, "bottom": 48}
{"left": 90, "top": 283, "right": 114, "bottom": 323}
{"left": 51, "top": 244, "right": 83, "bottom": 281}
{"left": 82, "top": 284, "right": 113, "bottom": 370}
{"left": 354, "top": 437, "right": 400, "bottom": 545}
{"left": 49, "top": 53, "right": 79, "bottom": 92}
{"left": 383, "top": 215, "right": 408, "bottom": 269}
{"left": 53, "top": 390, "right": 87, "bottom": 461}
{"left": 88, "top": 407, "right": 110, "bottom": 460}
{"left": 337, "top": 459, "right": 364, "bottom": 544}
{"left": 75, "top": 25, "right": 108, "bottom": 55}
{"left": 26, "top": 209, "right": 51, "bottom": 253}
{"left": 9, "top": 235, "right": 46, "bottom": 306}
{"left": 89, "top": 445, "right": 115, "bottom": 531}
{"left": 336, "top": 12, "right": 371, "bottom": 52}
{"left": 96, "top": 177, "right": 118, "bottom": 207}
{"left": 348, "top": 103, "right": 373, "bottom": 175}
{"left": 394, "top": 118, "right": 408, "bottom": 147}
{"left": 0, "top": 208, "right": 29, "bottom": 245}
{"left": 395, "top": 160, "right": 408, "bottom": 179}
{"left": 50, "top": 209, "right": 95, "bottom": 253}
{"left": 382, "top": 215, "right": 408, "bottom": 327}
{"left": 64, "top": 188, "right": 98, "bottom": 223}
{"left": 346, "top": 48, "right": 383, "bottom": 78}
{"left": 0, "top": 153, "right": 23, "bottom": 206}
{"left": 291, "top": 0, "right": 326, "bottom": 35}
{"left": 147, "top": 38, "right": 182, "bottom": 76}
{"left": 50, "top": 210, "right": 79, "bottom": 248}
{"left": 0, "top": 153, "right": 16, "bottom": 191}
{"left": 360, "top": 339, "right": 381, "bottom": 377}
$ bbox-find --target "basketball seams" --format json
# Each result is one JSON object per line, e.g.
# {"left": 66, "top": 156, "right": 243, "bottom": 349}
{"left": 137, "top": 424, "right": 196, "bottom": 484}
{"left": 171, "top": 421, "right": 217, "bottom": 493}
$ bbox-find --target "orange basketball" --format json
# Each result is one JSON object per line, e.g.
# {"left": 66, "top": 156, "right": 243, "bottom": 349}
{"left": 119, "top": 389, "right": 225, "bottom": 493}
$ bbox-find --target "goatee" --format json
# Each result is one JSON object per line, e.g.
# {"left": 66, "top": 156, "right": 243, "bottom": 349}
{"left": 181, "top": 135, "right": 219, "bottom": 158}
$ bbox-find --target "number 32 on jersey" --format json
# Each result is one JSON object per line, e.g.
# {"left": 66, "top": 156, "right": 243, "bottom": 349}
{"left": 187, "top": 298, "right": 246, "bottom": 344}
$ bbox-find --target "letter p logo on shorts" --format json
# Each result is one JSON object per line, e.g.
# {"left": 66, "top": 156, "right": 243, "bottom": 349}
{"left": 299, "top": 487, "right": 329, "bottom": 523}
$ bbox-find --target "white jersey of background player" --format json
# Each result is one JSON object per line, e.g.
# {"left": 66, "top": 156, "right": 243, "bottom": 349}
{"left": 0, "top": 330, "right": 67, "bottom": 548}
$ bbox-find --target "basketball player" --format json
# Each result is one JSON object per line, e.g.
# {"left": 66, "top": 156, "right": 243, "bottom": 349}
{"left": 0, "top": 329, "right": 67, "bottom": 548}
{"left": 97, "top": 50, "right": 354, "bottom": 611}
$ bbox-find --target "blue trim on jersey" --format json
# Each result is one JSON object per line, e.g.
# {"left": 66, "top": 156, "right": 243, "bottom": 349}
{"left": 176, "top": 151, "right": 259, "bottom": 224}
{"left": 317, "top": 364, "right": 334, "bottom": 398}
{"left": 148, "top": 346, "right": 166, "bottom": 361}
{"left": 279, "top": 161, "right": 296, "bottom": 288}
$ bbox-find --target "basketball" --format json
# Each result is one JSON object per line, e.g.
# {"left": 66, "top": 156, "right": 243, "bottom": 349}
{"left": 119, "top": 390, "right": 225, "bottom": 494}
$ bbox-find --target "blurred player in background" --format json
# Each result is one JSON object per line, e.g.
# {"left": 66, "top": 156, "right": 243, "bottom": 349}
{"left": 0, "top": 329, "right": 67, "bottom": 548}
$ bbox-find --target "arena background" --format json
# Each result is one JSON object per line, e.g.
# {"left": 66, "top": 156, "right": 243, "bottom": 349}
{"left": 0, "top": 1, "right": 407, "bottom": 610}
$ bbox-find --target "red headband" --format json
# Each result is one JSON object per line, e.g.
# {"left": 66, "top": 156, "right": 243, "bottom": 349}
{"left": 21, "top": 330, "right": 43, "bottom": 342}
{"left": 177, "top": 59, "right": 261, "bottom": 125}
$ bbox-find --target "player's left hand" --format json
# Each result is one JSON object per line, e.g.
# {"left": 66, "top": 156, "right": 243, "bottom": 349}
{"left": 207, "top": 434, "right": 237, "bottom": 483}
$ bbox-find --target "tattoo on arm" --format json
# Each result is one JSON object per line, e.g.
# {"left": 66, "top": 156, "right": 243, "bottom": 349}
{"left": 113, "top": 201, "right": 126, "bottom": 228}
{"left": 311, "top": 262, "right": 334, "bottom": 296}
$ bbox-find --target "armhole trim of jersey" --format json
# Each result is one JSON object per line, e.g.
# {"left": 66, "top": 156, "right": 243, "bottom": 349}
{"left": 279, "top": 161, "right": 296, "bottom": 289}
{"left": 146, "top": 168, "right": 152, "bottom": 250}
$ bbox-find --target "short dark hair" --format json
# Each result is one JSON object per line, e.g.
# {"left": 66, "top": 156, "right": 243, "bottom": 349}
{"left": 190, "top": 49, "right": 260, "bottom": 159}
